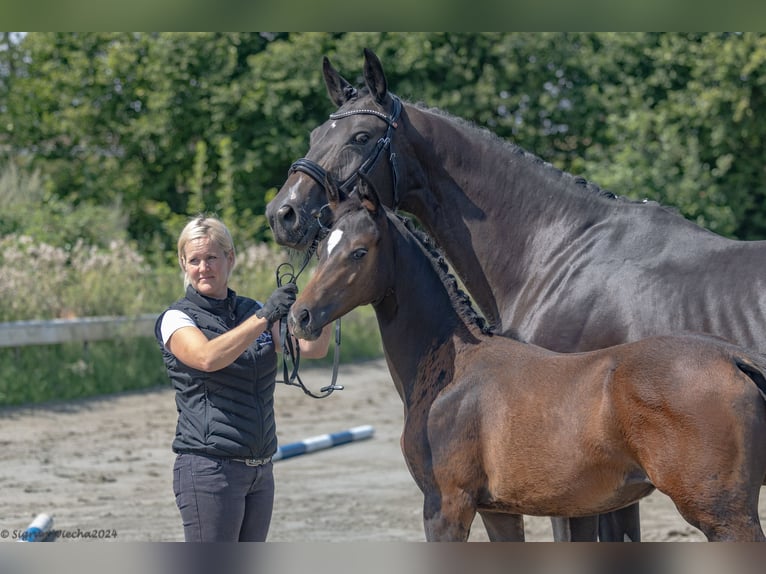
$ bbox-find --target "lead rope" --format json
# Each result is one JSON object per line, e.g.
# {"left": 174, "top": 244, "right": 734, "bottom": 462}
{"left": 275, "top": 243, "right": 343, "bottom": 399}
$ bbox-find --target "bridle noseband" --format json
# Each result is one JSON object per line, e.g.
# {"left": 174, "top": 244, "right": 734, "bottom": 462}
{"left": 288, "top": 94, "right": 403, "bottom": 209}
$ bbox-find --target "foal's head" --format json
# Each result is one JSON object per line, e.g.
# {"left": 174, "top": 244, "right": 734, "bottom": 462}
{"left": 288, "top": 177, "right": 393, "bottom": 341}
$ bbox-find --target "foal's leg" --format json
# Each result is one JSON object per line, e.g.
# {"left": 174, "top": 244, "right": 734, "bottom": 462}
{"left": 479, "top": 512, "right": 525, "bottom": 541}
{"left": 550, "top": 515, "right": 598, "bottom": 542}
{"left": 673, "top": 494, "right": 765, "bottom": 542}
{"left": 659, "top": 463, "right": 765, "bottom": 541}
{"left": 691, "top": 512, "right": 764, "bottom": 542}
{"left": 422, "top": 491, "right": 475, "bottom": 541}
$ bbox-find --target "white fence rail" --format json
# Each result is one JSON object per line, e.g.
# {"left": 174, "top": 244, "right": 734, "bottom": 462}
{"left": 0, "top": 314, "right": 158, "bottom": 348}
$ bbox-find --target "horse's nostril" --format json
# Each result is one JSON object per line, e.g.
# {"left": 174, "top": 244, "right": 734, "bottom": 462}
{"left": 298, "top": 308, "right": 310, "bottom": 329}
{"left": 277, "top": 204, "right": 296, "bottom": 226}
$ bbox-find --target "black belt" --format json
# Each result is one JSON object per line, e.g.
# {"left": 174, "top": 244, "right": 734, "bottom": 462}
{"left": 229, "top": 456, "right": 272, "bottom": 467}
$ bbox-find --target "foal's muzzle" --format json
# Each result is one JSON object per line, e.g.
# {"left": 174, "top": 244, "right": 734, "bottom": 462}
{"left": 288, "top": 306, "right": 320, "bottom": 341}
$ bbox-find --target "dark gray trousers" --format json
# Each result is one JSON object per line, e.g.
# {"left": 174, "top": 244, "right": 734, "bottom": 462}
{"left": 173, "top": 453, "right": 275, "bottom": 542}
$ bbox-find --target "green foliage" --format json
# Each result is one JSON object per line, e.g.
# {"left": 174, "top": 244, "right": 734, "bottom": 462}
{"left": 0, "top": 338, "right": 168, "bottom": 406}
{"left": 0, "top": 160, "right": 128, "bottom": 248}
{"left": 3, "top": 32, "right": 765, "bottom": 241}
{"left": 578, "top": 33, "right": 766, "bottom": 238}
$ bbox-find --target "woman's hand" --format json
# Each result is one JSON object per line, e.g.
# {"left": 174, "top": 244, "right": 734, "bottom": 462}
{"left": 256, "top": 284, "right": 298, "bottom": 328}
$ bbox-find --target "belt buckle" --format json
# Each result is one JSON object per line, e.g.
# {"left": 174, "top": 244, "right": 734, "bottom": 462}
{"left": 244, "top": 457, "right": 268, "bottom": 467}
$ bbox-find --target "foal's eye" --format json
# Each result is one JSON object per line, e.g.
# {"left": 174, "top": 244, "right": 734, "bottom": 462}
{"left": 352, "top": 248, "right": 368, "bottom": 260}
{"left": 353, "top": 132, "right": 370, "bottom": 145}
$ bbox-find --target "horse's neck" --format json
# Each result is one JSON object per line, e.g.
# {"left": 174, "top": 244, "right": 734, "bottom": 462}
{"left": 373, "top": 218, "right": 471, "bottom": 406}
{"left": 401, "top": 106, "right": 612, "bottom": 330}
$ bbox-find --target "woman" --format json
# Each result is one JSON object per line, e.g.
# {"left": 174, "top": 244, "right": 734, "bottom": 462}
{"left": 155, "top": 215, "right": 331, "bottom": 542}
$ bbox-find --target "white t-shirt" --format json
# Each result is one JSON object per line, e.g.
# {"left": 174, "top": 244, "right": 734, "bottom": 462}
{"left": 159, "top": 309, "right": 197, "bottom": 346}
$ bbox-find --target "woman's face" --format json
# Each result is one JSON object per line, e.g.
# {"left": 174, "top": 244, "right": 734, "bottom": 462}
{"left": 182, "top": 236, "right": 234, "bottom": 299}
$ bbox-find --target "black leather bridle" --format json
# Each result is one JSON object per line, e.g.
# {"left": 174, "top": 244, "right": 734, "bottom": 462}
{"left": 288, "top": 94, "right": 403, "bottom": 209}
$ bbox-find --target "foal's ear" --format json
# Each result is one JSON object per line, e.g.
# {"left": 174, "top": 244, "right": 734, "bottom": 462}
{"left": 325, "top": 174, "right": 343, "bottom": 209}
{"left": 363, "top": 48, "right": 388, "bottom": 105}
{"left": 357, "top": 174, "right": 382, "bottom": 215}
{"left": 323, "top": 56, "right": 356, "bottom": 108}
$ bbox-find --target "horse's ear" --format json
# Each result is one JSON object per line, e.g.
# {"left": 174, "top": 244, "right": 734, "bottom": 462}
{"left": 323, "top": 56, "right": 356, "bottom": 108}
{"left": 325, "top": 174, "right": 343, "bottom": 209}
{"left": 362, "top": 48, "right": 388, "bottom": 105}
{"left": 357, "top": 174, "right": 382, "bottom": 215}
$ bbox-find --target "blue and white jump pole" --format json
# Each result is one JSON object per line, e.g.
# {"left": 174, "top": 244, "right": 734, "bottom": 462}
{"left": 273, "top": 425, "right": 374, "bottom": 461}
{"left": 18, "top": 513, "right": 53, "bottom": 542}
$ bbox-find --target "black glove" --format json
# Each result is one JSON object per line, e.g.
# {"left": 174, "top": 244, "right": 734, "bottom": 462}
{"left": 256, "top": 283, "right": 298, "bottom": 328}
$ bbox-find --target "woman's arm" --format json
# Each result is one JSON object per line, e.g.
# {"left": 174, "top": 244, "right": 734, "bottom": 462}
{"left": 297, "top": 322, "right": 333, "bottom": 359}
{"left": 271, "top": 321, "right": 333, "bottom": 360}
{"left": 167, "top": 313, "right": 271, "bottom": 372}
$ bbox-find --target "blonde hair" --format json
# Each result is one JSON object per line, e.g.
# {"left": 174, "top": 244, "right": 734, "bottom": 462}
{"left": 177, "top": 215, "right": 236, "bottom": 288}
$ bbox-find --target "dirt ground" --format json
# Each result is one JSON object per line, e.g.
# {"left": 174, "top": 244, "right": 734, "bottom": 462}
{"left": 0, "top": 357, "right": 764, "bottom": 543}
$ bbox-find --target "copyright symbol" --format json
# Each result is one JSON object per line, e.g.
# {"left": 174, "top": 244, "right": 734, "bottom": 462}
{"left": 1, "top": 530, "right": 8, "bottom": 539}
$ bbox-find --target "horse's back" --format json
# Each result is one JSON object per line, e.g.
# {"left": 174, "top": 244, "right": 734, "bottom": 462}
{"left": 517, "top": 229, "right": 766, "bottom": 355}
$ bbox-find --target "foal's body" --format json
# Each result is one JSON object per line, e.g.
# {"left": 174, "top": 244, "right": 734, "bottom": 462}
{"left": 406, "top": 333, "right": 764, "bottom": 541}
{"left": 289, "top": 183, "right": 766, "bottom": 542}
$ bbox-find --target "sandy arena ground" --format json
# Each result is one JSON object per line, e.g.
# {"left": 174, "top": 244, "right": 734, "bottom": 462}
{"left": 0, "top": 358, "right": 764, "bottom": 543}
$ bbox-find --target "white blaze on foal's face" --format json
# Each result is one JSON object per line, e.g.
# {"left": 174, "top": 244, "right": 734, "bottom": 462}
{"left": 327, "top": 228, "right": 344, "bottom": 256}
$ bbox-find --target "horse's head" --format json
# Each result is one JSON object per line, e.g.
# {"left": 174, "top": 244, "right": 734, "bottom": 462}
{"left": 288, "top": 175, "right": 392, "bottom": 340}
{"left": 266, "top": 48, "right": 401, "bottom": 250}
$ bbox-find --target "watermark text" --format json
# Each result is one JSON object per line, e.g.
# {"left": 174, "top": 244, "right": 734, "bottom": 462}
{"left": 1, "top": 527, "right": 118, "bottom": 541}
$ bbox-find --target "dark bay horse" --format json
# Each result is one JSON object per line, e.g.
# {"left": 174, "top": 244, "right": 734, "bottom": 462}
{"left": 266, "top": 48, "right": 766, "bottom": 542}
{"left": 287, "top": 178, "right": 766, "bottom": 542}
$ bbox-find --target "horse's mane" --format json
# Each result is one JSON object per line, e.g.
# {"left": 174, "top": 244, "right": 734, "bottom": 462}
{"left": 411, "top": 100, "right": 664, "bottom": 209}
{"left": 391, "top": 211, "right": 495, "bottom": 337}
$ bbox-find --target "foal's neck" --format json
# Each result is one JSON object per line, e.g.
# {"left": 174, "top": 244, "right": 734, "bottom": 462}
{"left": 373, "top": 217, "right": 481, "bottom": 406}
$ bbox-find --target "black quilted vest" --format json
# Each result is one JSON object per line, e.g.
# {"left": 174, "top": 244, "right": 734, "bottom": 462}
{"left": 154, "top": 286, "right": 278, "bottom": 458}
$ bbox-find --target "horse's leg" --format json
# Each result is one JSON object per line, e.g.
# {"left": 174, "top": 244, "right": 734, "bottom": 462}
{"left": 550, "top": 515, "right": 598, "bottom": 542}
{"left": 479, "top": 512, "right": 525, "bottom": 541}
{"left": 598, "top": 504, "right": 641, "bottom": 541}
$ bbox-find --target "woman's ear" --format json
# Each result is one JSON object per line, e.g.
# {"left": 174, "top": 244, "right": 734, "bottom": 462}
{"left": 226, "top": 250, "right": 236, "bottom": 273}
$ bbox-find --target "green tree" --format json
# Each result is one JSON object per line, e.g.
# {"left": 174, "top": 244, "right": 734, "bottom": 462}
{"left": 577, "top": 33, "right": 766, "bottom": 239}
{"left": 3, "top": 32, "right": 765, "bottom": 250}
{"left": 1, "top": 32, "right": 287, "bottom": 252}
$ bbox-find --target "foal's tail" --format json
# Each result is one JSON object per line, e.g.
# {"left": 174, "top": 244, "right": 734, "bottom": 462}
{"left": 733, "top": 355, "right": 766, "bottom": 485}
{"left": 734, "top": 355, "right": 766, "bottom": 402}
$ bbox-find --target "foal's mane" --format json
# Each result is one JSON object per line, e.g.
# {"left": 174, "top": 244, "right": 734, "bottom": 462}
{"left": 391, "top": 211, "right": 494, "bottom": 337}
{"left": 332, "top": 191, "right": 494, "bottom": 336}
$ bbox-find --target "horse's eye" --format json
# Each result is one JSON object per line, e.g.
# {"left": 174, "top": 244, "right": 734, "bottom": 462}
{"left": 352, "top": 248, "right": 368, "bottom": 260}
{"left": 353, "top": 132, "right": 370, "bottom": 145}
